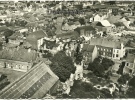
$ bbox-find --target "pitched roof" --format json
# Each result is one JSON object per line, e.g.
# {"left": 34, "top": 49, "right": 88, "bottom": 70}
{"left": 90, "top": 38, "right": 121, "bottom": 49}
{"left": 0, "top": 26, "right": 8, "bottom": 32}
{"left": 25, "top": 22, "right": 38, "bottom": 27}
{"left": 43, "top": 39, "right": 57, "bottom": 49}
{"left": 56, "top": 31, "right": 79, "bottom": 39}
{"left": 113, "top": 22, "right": 125, "bottom": 27}
{"left": 0, "top": 47, "right": 38, "bottom": 62}
{"left": 67, "top": 22, "right": 74, "bottom": 26}
{"left": 0, "top": 62, "right": 59, "bottom": 99}
{"left": 75, "top": 25, "right": 95, "bottom": 32}
{"left": 8, "top": 32, "right": 22, "bottom": 40}
{"left": 82, "top": 44, "right": 95, "bottom": 53}
{"left": 26, "top": 30, "right": 47, "bottom": 41}
{"left": 99, "top": 20, "right": 111, "bottom": 27}
{"left": 126, "top": 53, "right": 135, "bottom": 63}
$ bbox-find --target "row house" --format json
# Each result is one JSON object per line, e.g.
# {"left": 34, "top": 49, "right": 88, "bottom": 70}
{"left": 89, "top": 38, "right": 125, "bottom": 60}
{"left": 0, "top": 47, "right": 38, "bottom": 72}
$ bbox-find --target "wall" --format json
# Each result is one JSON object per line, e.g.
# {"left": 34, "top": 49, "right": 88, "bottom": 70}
{"left": 8, "top": 39, "right": 20, "bottom": 45}
{"left": 112, "top": 44, "right": 125, "bottom": 60}
{"left": 0, "top": 59, "right": 33, "bottom": 72}
{"left": 112, "top": 49, "right": 121, "bottom": 59}
{"left": 92, "top": 46, "right": 98, "bottom": 62}
{"left": 37, "top": 38, "right": 44, "bottom": 50}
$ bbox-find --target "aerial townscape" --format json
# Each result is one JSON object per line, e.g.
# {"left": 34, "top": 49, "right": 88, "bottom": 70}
{"left": 0, "top": 0, "right": 135, "bottom": 99}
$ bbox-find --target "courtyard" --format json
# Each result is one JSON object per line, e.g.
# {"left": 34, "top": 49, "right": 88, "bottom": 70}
{"left": 0, "top": 67, "right": 25, "bottom": 83}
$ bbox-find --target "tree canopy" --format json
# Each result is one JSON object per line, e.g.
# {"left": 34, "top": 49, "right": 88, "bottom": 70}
{"left": 79, "top": 18, "right": 86, "bottom": 25}
{"left": 50, "top": 51, "right": 75, "bottom": 82}
{"left": 129, "top": 76, "right": 135, "bottom": 88}
{"left": 87, "top": 56, "right": 114, "bottom": 77}
{"left": 117, "top": 74, "right": 131, "bottom": 85}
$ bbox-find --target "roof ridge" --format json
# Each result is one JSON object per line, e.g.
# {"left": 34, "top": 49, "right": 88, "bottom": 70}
{"left": 0, "top": 61, "right": 43, "bottom": 96}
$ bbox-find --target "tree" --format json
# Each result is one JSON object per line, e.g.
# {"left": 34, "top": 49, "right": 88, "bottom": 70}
{"left": 50, "top": 62, "right": 70, "bottom": 82}
{"left": 102, "top": 58, "right": 114, "bottom": 70}
{"left": 118, "top": 74, "right": 131, "bottom": 84}
{"left": 74, "top": 52, "right": 83, "bottom": 64}
{"left": 70, "top": 80, "right": 100, "bottom": 98}
{"left": 79, "top": 18, "right": 86, "bottom": 25}
{"left": 87, "top": 56, "right": 114, "bottom": 77}
{"left": 50, "top": 51, "right": 75, "bottom": 82}
{"left": 126, "top": 87, "right": 135, "bottom": 98}
{"left": 129, "top": 76, "right": 135, "bottom": 88}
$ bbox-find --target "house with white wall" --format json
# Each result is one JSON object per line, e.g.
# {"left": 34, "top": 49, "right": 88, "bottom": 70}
{"left": 89, "top": 38, "right": 125, "bottom": 60}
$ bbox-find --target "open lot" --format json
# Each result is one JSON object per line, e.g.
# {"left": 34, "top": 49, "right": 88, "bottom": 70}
{"left": 0, "top": 68, "right": 25, "bottom": 83}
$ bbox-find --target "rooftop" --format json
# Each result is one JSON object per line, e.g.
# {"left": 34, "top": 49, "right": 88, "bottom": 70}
{"left": 126, "top": 53, "right": 135, "bottom": 63}
{"left": 75, "top": 25, "right": 95, "bottom": 33}
{"left": 56, "top": 31, "right": 79, "bottom": 39}
{"left": 82, "top": 44, "right": 95, "bottom": 53}
{"left": 0, "top": 62, "right": 59, "bottom": 99}
{"left": 0, "top": 47, "right": 38, "bottom": 62}
{"left": 113, "top": 22, "right": 125, "bottom": 27}
{"left": 90, "top": 38, "right": 122, "bottom": 49}
{"left": 26, "top": 30, "right": 47, "bottom": 41}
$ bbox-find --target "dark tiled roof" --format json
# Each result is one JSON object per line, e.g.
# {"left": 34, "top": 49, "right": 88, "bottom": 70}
{"left": 56, "top": 31, "right": 79, "bottom": 39}
{"left": 0, "top": 26, "right": 8, "bottom": 32}
{"left": 82, "top": 44, "right": 95, "bottom": 53}
{"left": 67, "top": 22, "right": 74, "bottom": 26}
{"left": 0, "top": 62, "right": 59, "bottom": 99}
{"left": 8, "top": 32, "right": 22, "bottom": 40}
{"left": 113, "top": 22, "right": 125, "bottom": 27}
{"left": 90, "top": 38, "right": 121, "bottom": 49}
{"left": 0, "top": 47, "right": 38, "bottom": 62}
{"left": 75, "top": 25, "right": 95, "bottom": 32}
{"left": 25, "top": 22, "right": 38, "bottom": 27}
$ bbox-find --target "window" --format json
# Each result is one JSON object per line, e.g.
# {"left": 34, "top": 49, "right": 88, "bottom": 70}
{"left": 117, "top": 50, "right": 119, "bottom": 53}
{"left": 104, "top": 49, "right": 105, "bottom": 51}
{"left": 127, "top": 63, "right": 129, "bottom": 66}
{"left": 106, "top": 49, "right": 108, "bottom": 52}
{"left": 116, "top": 54, "right": 119, "bottom": 57}
{"left": 103, "top": 52, "right": 105, "bottom": 56}
{"left": 113, "top": 54, "right": 115, "bottom": 58}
